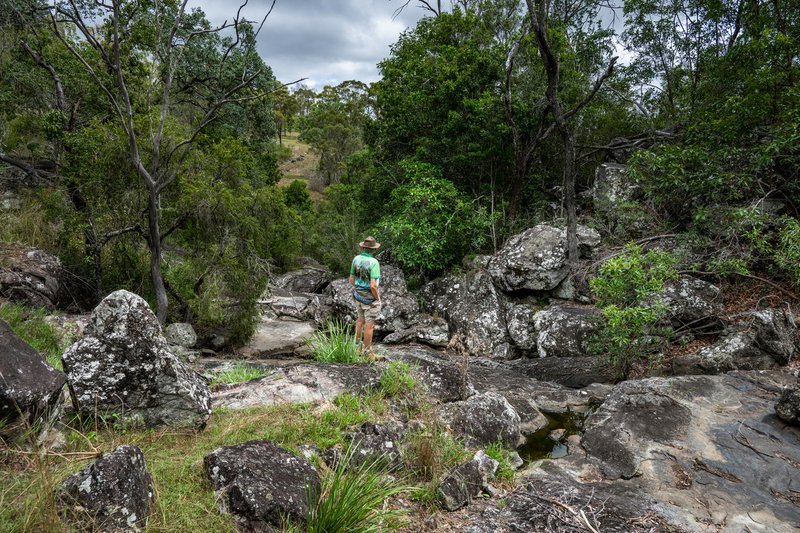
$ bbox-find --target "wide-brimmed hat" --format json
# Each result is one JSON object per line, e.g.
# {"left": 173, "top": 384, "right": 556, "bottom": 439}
{"left": 359, "top": 236, "right": 381, "bottom": 249}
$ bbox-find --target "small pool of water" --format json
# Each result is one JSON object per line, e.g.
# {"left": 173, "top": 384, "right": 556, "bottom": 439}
{"left": 517, "top": 410, "right": 585, "bottom": 462}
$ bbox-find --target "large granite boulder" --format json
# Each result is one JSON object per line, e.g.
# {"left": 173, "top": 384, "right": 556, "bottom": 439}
{"left": 437, "top": 392, "right": 524, "bottom": 448}
{"left": 437, "top": 459, "right": 485, "bottom": 511}
{"left": 259, "top": 289, "right": 333, "bottom": 325}
{"left": 487, "top": 224, "right": 600, "bottom": 293}
{"left": 383, "top": 344, "right": 474, "bottom": 403}
{"left": 61, "top": 290, "right": 211, "bottom": 429}
{"left": 419, "top": 270, "right": 512, "bottom": 358}
{"left": 0, "top": 320, "right": 66, "bottom": 444}
{"left": 505, "top": 303, "right": 541, "bottom": 354}
{"left": 205, "top": 439, "right": 320, "bottom": 530}
{"left": 328, "top": 265, "right": 419, "bottom": 333}
{"left": 58, "top": 445, "right": 154, "bottom": 532}
{"left": 237, "top": 317, "right": 317, "bottom": 357}
{"left": 164, "top": 322, "right": 197, "bottom": 348}
{"left": 273, "top": 257, "right": 332, "bottom": 294}
{"left": 651, "top": 275, "right": 723, "bottom": 331}
{"left": 508, "top": 355, "right": 616, "bottom": 388}
{"left": 534, "top": 304, "right": 602, "bottom": 358}
{"left": 0, "top": 242, "right": 61, "bottom": 310}
{"left": 672, "top": 308, "right": 795, "bottom": 374}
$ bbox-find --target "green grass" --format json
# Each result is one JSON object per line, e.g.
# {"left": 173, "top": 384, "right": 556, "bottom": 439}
{"left": 0, "top": 389, "right": 397, "bottom": 532}
{"left": 379, "top": 361, "right": 417, "bottom": 397}
{"left": 209, "top": 363, "right": 271, "bottom": 387}
{"left": 307, "top": 321, "right": 364, "bottom": 363}
{"left": 0, "top": 302, "right": 69, "bottom": 370}
{"left": 485, "top": 441, "right": 516, "bottom": 483}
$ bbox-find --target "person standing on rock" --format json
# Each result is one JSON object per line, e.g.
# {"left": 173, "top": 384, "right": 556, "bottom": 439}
{"left": 349, "top": 236, "right": 381, "bottom": 359}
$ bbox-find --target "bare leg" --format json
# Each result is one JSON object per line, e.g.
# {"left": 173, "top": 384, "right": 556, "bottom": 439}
{"left": 363, "top": 320, "right": 375, "bottom": 350}
{"left": 355, "top": 317, "right": 364, "bottom": 344}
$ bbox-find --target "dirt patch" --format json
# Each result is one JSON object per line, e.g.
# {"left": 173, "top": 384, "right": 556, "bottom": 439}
{"left": 276, "top": 133, "right": 323, "bottom": 202}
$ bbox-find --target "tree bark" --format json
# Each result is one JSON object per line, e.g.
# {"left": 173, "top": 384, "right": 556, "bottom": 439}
{"left": 148, "top": 186, "right": 168, "bottom": 322}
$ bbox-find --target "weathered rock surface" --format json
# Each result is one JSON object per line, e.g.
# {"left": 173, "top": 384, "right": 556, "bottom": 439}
{"left": 508, "top": 355, "right": 616, "bottom": 388}
{"left": 652, "top": 275, "right": 723, "bottom": 331}
{"left": 534, "top": 305, "right": 602, "bottom": 358}
{"left": 776, "top": 384, "right": 800, "bottom": 426}
{"left": 487, "top": 224, "right": 600, "bottom": 293}
{"left": 383, "top": 344, "right": 474, "bottom": 403}
{"left": 342, "top": 422, "right": 404, "bottom": 470}
{"left": 0, "top": 242, "right": 61, "bottom": 310}
{"left": 578, "top": 371, "right": 800, "bottom": 532}
{"left": 419, "top": 270, "right": 512, "bottom": 358}
{"left": 438, "top": 391, "right": 524, "bottom": 448}
{"left": 59, "top": 445, "right": 154, "bottom": 532}
{"left": 437, "top": 459, "right": 485, "bottom": 511}
{"left": 592, "top": 162, "right": 638, "bottom": 212}
{"left": 259, "top": 289, "right": 333, "bottom": 325}
{"left": 673, "top": 308, "right": 795, "bottom": 374}
{"left": 237, "top": 318, "right": 317, "bottom": 357}
{"left": 164, "top": 322, "right": 197, "bottom": 348}
{"left": 328, "top": 265, "right": 419, "bottom": 333}
{"left": 504, "top": 303, "right": 541, "bottom": 353}
{"left": 382, "top": 315, "right": 450, "bottom": 348}
{"left": 273, "top": 258, "right": 331, "bottom": 294}
{"left": 61, "top": 290, "right": 211, "bottom": 429}
{"left": 205, "top": 440, "right": 320, "bottom": 530}
{"left": 0, "top": 319, "right": 66, "bottom": 444}
{"left": 212, "top": 363, "right": 380, "bottom": 409}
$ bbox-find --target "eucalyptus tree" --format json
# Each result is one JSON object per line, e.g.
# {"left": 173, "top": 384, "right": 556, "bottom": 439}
{"left": 41, "top": 0, "right": 281, "bottom": 322}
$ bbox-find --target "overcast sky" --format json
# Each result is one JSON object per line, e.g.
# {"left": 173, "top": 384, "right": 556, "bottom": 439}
{"left": 188, "top": 0, "right": 427, "bottom": 90}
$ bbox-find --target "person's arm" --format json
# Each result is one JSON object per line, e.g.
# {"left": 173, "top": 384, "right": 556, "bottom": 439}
{"left": 348, "top": 275, "right": 355, "bottom": 286}
{"left": 370, "top": 278, "right": 380, "bottom": 302}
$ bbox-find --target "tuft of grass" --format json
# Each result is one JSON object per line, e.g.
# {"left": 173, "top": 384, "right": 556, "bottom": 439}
{"left": 485, "top": 441, "right": 516, "bottom": 483}
{"left": 403, "top": 424, "right": 468, "bottom": 484}
{"left": 0, "top": 303, "right": 68, "bottom": 370}
{"left": 304, "top": 445, "right": 410, "bottom": 532}
{"left": 307, "top": 321, "right": 364, "bottom": 363}
{"left": 379, "top": 361, "right": 416, "bottom": 397}
{"left": 209, "top": 363, "right": 271, "bottom": 387}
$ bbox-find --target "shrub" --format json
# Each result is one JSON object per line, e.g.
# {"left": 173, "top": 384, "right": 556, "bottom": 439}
{"left": 307, "top": 321, "right": 364, "bottom": 363}
{"left": 589, "top": 245, "right": 678, "bottom": 380}
{"left": 484, "top": 441, "right": 516, "bottom": 483}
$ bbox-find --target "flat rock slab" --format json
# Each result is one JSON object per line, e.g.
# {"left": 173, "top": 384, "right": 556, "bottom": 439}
{"left": 579, "top": 371, "right": 800, "bottom": 532}
{"left": 382, "top": 344, "right": 474, "bottom": 402}
{"left": 237, "top": 319, "right": 316, "bottom": 357}
{"left": 212, "top": 363, "right": 380, "bottom": 409}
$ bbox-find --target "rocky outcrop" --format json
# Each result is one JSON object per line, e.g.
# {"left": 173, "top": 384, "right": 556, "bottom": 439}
{"left": 205, "top": 440, "right": 320, "bottom": 530}
{"left": 164, "top": 322, "right": 197, "bottom": 348}
{"left": 328, "top": 265, "right": 419, "bottom": 333}
{"left": 575, "top": 371, "right": 800, "bottom": 532}
{"left": 533, "top": 305, "right": 602, "bottom": 358}
{"left": 438, "top": 392, "right": 524, "bottom": 448}
{"left": 383, "top": 344, "right": 474, "bottom": 403}
{"left": 384, "top": 315, "right": 450, "bottom": 348}
{"left": 61, "top": 290, "right": 211, "bottom": 429}
{"left": 651, "top": 275, "right": 723, "bottom": 331}
{"left": 341, "top": 422, "right": 404, "bottom": 470}
{"left": 237, "top": 318, "right": 317, "bottom": 357}
{"left": 437, "top": 458, "right": 487, "bottom": 511}
{"left": 273, "top": 257, "right": 332, "bottom": 294}
{"left": 508, "top": 355, "right": 616, "bottom": 388}
{"left": 59, "top": 445, "right": 154, "bottom": 532}
{"left": 487, "top": 224, "right": 600, "bottom": 293}
{"left": 673, "top": 308, "right": 795, "bottom": 374}
{"left": 212, "top": 363, "right": 380, "bottom": 409}
{"left": 0, "top": 320, "right": 66, "bottom": 444}
{"left": 420, "top": 270, "right": 512, "bottom": 358}
{"left": 0, "top": 242, "right": 61, "bottom": 310}
{"left": 504, "top": 303, "right": 541, "bottom": 354}
{"left": 592, "top": 162, "right": 639, "bottom": 212}
{"left": 259, "top": 289, "right": 333, "bottom": 325}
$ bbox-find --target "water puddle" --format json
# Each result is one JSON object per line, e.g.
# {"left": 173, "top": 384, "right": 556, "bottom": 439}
{"left": 518, "top": 410, "right": 586, "bottom": 462}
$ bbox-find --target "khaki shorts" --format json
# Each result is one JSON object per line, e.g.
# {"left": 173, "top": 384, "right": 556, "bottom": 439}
{"left": 356, "top": 300, "right": 382, "bottom": 322}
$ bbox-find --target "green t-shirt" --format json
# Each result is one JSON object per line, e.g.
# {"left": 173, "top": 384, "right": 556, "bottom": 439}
{"left": 350, "top": 253, "right": 380, "bottom": 302}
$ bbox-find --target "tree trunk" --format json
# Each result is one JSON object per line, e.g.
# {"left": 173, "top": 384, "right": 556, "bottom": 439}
{"left": 148, "top": 186, "right": 168, "bottom": 323}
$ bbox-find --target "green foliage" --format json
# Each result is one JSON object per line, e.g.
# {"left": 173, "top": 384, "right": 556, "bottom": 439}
{"left": 590, "top": 245, "right": 678, "bottom": 380}
{"left": 307, "top": 321, "right": 364, "bottom": 363}
{"left": 209, "top": 363, "right": 271, "bottom": 387}
{"left": 315, "top": 184, "right": 367, "bottom": 274}
{"left": 379, "top": 361, "right": 416, "bottom": 397}
{"left": 378, "top": 159, "right": 491, "bottom": 278}
{"left": 773, "top": 217, "right": 800, "bottom": 288}
{"left": 0, "top": 303, "right": 67, "bottom": 370}
{"left": 484, "top": 441, "right": 516, "bottom": 483}
{"left": 304, "top": 445, "right": 409, "bottom": 533}
{"left": 284, "top": 179, "right": 313, "bottom": 212}
{"left": 403, "top": 425, "right": 468, "bottom": 483}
